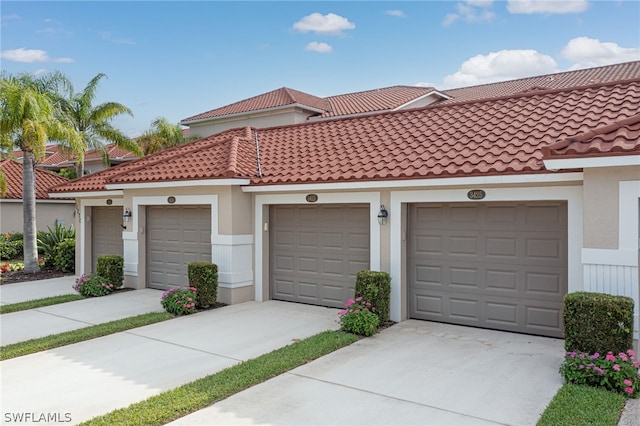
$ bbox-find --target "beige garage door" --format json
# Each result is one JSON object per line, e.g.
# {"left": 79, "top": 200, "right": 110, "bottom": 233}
{"left": 92, "top": 206, "right": 124, "bottom": 272}
{"left": 408, "top": 202, "right": 567, "bottom": 338}
{"left": 270, "top": 204, "right": 370, "bottom": 308}
{"left": 147, "top": 205, "right": 211, "bottom": 290}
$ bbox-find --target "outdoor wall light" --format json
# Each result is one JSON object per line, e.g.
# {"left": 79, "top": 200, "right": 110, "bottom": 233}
{"left": 121, "top": 208, "right": 132, "bottom": 229}
{"left": 377, "top": 204, "right": 388, "bottom": 225}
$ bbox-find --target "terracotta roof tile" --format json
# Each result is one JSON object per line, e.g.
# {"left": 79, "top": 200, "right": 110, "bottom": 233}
{"left": 52, "top": 67, "right": 640, "bottom": 194}
{"left": 1, "top": 159, "right": 70, "bottom": 199}
{"left": 443, "top": 61, "right": 640, "bottom": 103}
{"left": 321, "top": 86, "right": 439, "bottom": 118}
{"left": 543, "top": 114, "right": 640, "bottom": 159}
{"left": 182, "top": 87, "right": 329, "bottom": 122}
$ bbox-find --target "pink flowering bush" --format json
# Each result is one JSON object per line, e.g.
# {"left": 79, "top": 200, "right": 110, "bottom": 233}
{"left": 338, "top": 297, "right": 379, "bottom": 337}
{"left": 161, "top": 287, "right": 197, "bottom": 316}
{"left": 73, "top": 274, "right": 114, "bottom": 297}
{"left": 560, "top": 349, "right": 640, "bottom": 397}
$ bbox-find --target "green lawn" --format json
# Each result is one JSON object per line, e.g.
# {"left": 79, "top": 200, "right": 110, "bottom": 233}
{"left": 0, "top": 312, "right": 173, "bottom": 360}
{"left": 0, "top": 294, "right": 85, "bottom": 314}
{"left": 537, "top": 384, "right": 627, "bottom": 426}
{"left": 80, "top": 330, "right": 359, "bottom": 426}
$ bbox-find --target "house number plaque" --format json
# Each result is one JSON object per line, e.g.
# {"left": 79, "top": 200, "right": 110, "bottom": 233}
{"left": 306, "top": 194, "right": 318, "bottom": 203}
{"left": 467, "top": 189, "right": 486, "bottom": 200}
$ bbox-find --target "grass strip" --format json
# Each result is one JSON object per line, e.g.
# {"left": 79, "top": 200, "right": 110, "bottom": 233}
{"left": 0, "top": 312, "right": 173, "bottom": 360}
{"left": 80, "top": 330, "right": 359, "bottom": 426}
{"left": 537, "top": 384, "right": 626, "bottom": 426}
{"left": 0, "top": 294, "right": 85, "bottom": 314}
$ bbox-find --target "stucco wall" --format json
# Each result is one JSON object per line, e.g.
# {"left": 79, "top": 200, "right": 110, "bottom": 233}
{"left": 187, "top": 108, "right": 312, "bottom": 138}
{"left": 0, "top": 201, "right": 75, "bottom": 234}
{"left": 583, "top": 166, "right": 640, "bottom": 249}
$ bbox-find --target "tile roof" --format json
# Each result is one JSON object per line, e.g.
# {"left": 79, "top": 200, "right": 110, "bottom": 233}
{"left": 320, "top": 86, "right": 440, "bottom": 118}
{"left": 543, "top": 114, "right": 640, "bottom": 159}
{"left": 181, "top": 88, "right": 329, "bottom": 122}
{"left": 50, "top": 128, "right": 256, "bottom": 192}
{"left": 51, "top": 75, "right": 640, "bottom": 194}
{"left": 442, "top": 61, "right": 640, "bottom": 104}
{"left": 12, "top": 144, "right": 138, "bottom": 167}
{"left": 1, "top": 159, "right": 70, "bottom": 200}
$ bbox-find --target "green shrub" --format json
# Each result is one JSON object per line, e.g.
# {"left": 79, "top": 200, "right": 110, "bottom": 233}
{"left": 338, "top": 296, "right": 379, "bottom": 336}
{"left": 52, "top": 238, "right": 75, "bottom": 272}
{"left": 0, "top": 239, "right": 22, "bottom": 260}
{"left": 161, "top": 287, "right": 197, "bottom": 316}
{"left": 37, "top": 224, "right": 75, "bottom": 266}
{"left": 354, "top": 270, "right": 391, "bottom": 323}
{"left": 188, "top": 262, "right": 218, "bottom": 308}
{"left": 97, "top": 255, "right": 124, "bottom": 289}
{"left": 73, "top": 274, "right": 114, "bottom": 297}
{"left": 7, "top": 232, "right": 23, "bottom": 242}
{"left": 563, "top": 292, "right": 634, "bottom": 354}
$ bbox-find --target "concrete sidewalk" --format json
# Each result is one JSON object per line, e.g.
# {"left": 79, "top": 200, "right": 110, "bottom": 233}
{"left": 170, "top": 321, "right": 566, "bottom": 426}
{"left": 0, "top": 300, "right": 340, "bottom": 425}
{"left": 0, "top": 288, "right": 165, "bottom": 345}
{"left": 0, "top": 275, "right": 77, "bottom": 305}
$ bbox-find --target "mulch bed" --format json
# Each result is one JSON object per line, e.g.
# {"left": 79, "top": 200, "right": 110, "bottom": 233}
{"left": 0, "top": 267, "right": 72, "bottom": 285}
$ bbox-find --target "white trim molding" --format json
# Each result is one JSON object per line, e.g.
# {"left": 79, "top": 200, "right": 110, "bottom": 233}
{"left": 544, "top": 155, "right": 640, "bottom": 170}
{"left": 390, "top": 185, "right": 584, "bottom": 323}
{"left": 49, "top": 190, "right": 123, "bottom": 198}
{"left": 253, "top": 192, "right": 382, "bottom": 302}
{"left": 243, "top": 173, "right": 583, "bottom": 193}
{"left": 106, "top": 179, "right": 250, "bottom": 190}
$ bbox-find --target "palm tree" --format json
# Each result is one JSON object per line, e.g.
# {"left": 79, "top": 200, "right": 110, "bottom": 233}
{"left": 59, "top": 73, "right": 142, "bottom": 177}
{"left": 137, "top": 117, "right": 196, "bottom": 155}
{"left": 0, "top": 71, "right": 82, "bottom": 272}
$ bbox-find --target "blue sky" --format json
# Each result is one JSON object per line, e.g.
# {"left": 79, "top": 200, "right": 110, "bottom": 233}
{"left": 1, "top": 1, "right": 639, "bottom": 137}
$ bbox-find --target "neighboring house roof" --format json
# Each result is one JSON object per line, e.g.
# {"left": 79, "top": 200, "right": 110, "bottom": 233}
{"left": 442, "top": 61, "right": 640, "bottom": 104}
{"left": 1, "top": 159, "right": 70, "bottom": 200}
{"left": 12, "top": 143, "right": 139, "bottom": 169}
{"left": 51, "top": 73, "right": 640, "bottom": 194}
{"left": 181, "top": 87, "right": 329, "bottom": 122}
{"left": 320, "top": 86, "right": 445, "bottom": 118}
{"left": 181, "top": 61, "right": 640, "bottom": 126}
{"left": 542, "top": 114, "right": 640, "bottom": 159}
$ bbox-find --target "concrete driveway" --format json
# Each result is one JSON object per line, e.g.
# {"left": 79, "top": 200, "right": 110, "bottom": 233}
{"left": 170, "top": 320, "right": 566, "bottom": 426}
{"left": 0, "top": 300, "right": 341, "bottom": 425}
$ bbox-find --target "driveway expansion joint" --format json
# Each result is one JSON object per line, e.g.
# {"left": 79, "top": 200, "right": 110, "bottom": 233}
{"left": 286, "top": 371, "right": 511, "bottom": 426}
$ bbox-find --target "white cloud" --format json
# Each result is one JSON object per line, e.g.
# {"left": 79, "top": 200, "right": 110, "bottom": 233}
{"left": 507, "top": 0, "right": 589, "bottom": 14}
{"left": 101, "top": 32, "right": 135, "bottom": 45}
{"left": 443, "top": 1, "right": 495, "bottom": 26}
{"left": 293, "top": 13, "right": 355, "bottom": 35}
{"left": 415, "top": 81, "right": 437, "bottom": 88}
{"left": 561, "top": 36, "right": 640, "bottom": 69}
{"left": 33, "top": 68, "right": 47, "bottom": 76}
{"left": 0, "top": 48, "right": 74, "bottom": 63}
{"left": 305, "top": 42, "right": 333, "bottom": 53}
{"left": 385, "top": 10, "right": 406, "bottom": 17}
{"left": 443, "top": 49, "right": 558, "bottom": 87}
{"left": 1, "top": 13, "right": 19, "bottom": 27}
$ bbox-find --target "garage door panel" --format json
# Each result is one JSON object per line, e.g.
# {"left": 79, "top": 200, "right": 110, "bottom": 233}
{"left": 92, "top": 206, "right": 124, "bottom": 271}
{"left": 409, "top": 202, "right": 567, "bottom": 338}
{"left": 270, "top": 205, "right": 369, "bottom": 308}
{"left": 146, "top": 206, "right": 211, "bottom": 290}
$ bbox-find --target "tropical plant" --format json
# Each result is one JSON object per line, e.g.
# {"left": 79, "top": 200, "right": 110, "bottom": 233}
{"left": 0, "top": 71, "right": 82, "bottom": 272}
{"left": 137, "top": 117, "right": 196, "bottom": 155}
{"left": 37, "top": 224, "right": 75, "bottom": 267}
{"left": 57, "top": 73, "right": 142, "bottom": 177}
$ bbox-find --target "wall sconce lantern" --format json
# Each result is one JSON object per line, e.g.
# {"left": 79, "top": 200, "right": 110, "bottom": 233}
{"left": 121, "top": 208, "right": 132, "bottom": 229}
{"left": 377, "top": 204, "right": 388, "bottom": 225}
